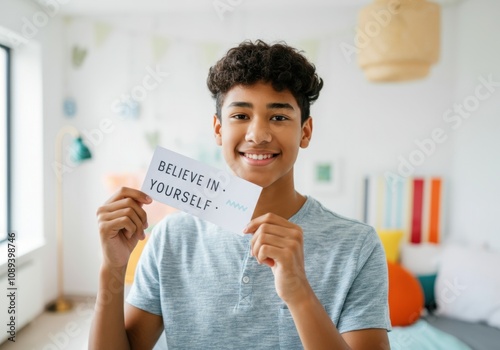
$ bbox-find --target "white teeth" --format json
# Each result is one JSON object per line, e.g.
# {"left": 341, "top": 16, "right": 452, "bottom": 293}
{"left": 245, "top": 153, "right": 273, "bottom": 160}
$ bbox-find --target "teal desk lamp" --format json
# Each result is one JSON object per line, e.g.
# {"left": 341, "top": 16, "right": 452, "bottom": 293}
{"left": 48, "top": 126, "right": 92, "bottom": 312}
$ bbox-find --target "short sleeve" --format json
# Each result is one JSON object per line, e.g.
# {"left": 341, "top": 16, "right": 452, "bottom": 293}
{"left": 337, "top": 229, "right": 392, "bottom": 333}
{"left": 126, "top": 227, "right": 162, "bottom": 316}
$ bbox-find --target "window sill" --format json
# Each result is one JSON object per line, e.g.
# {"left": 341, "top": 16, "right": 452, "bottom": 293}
{"left": 0, "top": 237, "right": 45, "bottom": 269}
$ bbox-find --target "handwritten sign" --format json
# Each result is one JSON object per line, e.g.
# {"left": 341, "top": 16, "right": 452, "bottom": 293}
{"left": 141, "top": 146, "right": 262, "bottom": 234}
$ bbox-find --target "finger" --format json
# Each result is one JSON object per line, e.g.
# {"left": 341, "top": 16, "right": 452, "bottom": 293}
{"left": 105, "top": 187, "right": 152, "bottom": 206}
{"left": 99, "top": 207, "right": 146, "bottom": 236}
{"left": 251, "top": 225, "right": 303, "bottom": 259}
{"left": 98, "top": 197, "right": 149, "bottom": 229}
{"left": 99, "top": 216, "right": 138, "bottom": 240}
{"left": 250, "top": 224, "right": 285, "bottom": 252}
{"left": 251, "top": 224, "right": 304, "bottom": 266}
{"left": 251, "top": 231, "right": 282, "bottom": 261}
{"left": 255, "top": 244, "right": 280, "bottom": 267}
{"left": 244, "top": 213, "right": 295, "bottom": 234}
{"left": 251, "top": 226, "right": 286, "bottom": 246}
{"left": 254, "top": 236, "right": 303, "bottom": 268}
{"left": 100, "top": 198, "right": 148, "bottom": 227}
{"left": 128, "top": 232, "right": 140, "bottom": 248}
{"left": 250, "top": 223, "right": 303, "bottom": 250}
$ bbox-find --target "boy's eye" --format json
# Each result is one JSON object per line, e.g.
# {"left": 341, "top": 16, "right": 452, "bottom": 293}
{"left": 232, "top": 114, "right": 248, "bottom": 120}
{"left": 271, "top": 115, "right": 288, "bottom": 121}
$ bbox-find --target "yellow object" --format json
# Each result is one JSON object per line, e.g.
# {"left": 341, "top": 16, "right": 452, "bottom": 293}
{"left": 125, "top": 235, "right": 149, "bottom": 284}
{"left": 357, "top": 0, "right": 440, "bottom": 82}
{"left": 378, "top": 229, "right": 404, "bottom": 263}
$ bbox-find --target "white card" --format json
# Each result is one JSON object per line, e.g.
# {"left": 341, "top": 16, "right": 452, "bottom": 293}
{"left": 141, "top": 146, "right": 262, "bottom": 234}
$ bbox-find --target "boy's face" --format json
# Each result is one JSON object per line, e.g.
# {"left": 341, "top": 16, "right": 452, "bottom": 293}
{"left": 213, "top": 82, "right": 312, "bottom": 189}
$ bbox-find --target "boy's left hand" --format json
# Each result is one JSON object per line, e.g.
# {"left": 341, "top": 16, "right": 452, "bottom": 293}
{"left": 244, "top": 213, "right": 312, "bottom": 305}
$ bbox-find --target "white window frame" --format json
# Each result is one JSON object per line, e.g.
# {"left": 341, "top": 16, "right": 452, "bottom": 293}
{"left": 0, "top": 44, "right": 10, "bottom": 243}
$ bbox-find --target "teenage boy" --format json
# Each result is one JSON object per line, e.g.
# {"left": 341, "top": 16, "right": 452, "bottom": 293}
{"left": 90, "top": 40, "right": 391, "bottom": 349}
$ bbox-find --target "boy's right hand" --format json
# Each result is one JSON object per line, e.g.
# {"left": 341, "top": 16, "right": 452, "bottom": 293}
{"left": 96, "top": 187, "right": 152, "bottom": 269}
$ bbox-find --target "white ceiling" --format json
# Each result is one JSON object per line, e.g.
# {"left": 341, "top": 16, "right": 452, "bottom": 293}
{"left": 36, "top": 0, "right": 464, "bottom": 15}
{"left": 50, "top": 0, "right": 367, "bottom": 15}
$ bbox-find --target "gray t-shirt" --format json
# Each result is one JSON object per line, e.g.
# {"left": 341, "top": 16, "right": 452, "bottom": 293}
{"left": 127, "top": 196, "right": 391, "bottom": 349}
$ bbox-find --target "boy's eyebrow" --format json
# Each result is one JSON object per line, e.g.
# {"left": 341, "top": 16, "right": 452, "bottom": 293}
{"left": 266, "top": 102, "right": 295, "bottom": 110}
{"left": 226, "top": 101, "right": 295, "bottom": 110}
{"left": 227, "top": 101, "right": 253, "bottom": 108}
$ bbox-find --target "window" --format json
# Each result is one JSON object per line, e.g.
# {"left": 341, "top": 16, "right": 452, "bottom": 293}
{"left": 0, "top": 44, "right": 11, "bottom": 243}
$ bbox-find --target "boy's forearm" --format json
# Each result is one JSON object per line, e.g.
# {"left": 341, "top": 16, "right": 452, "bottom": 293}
{"left": 288, "top": 289, "right": 351, "bottom": 350}
{"left": 89, "top": 265, "right": 130, "bottom": 350}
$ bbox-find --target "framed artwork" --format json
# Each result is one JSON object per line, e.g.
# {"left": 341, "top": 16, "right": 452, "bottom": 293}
{"left": 310, "top": 159, "right": 340, "bottom": 194}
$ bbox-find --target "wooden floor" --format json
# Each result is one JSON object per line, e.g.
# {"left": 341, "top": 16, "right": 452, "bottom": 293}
{"left": 0, "top": 296, "right": 95, "bottom": 350}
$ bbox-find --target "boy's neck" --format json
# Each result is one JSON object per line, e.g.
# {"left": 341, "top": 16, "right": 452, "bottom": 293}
{"left": 252, "top": 175, "right": 306, "bottom": 220}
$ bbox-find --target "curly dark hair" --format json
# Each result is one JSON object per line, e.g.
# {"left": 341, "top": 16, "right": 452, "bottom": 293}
{"left": 207, "top": 40, "right": 323, "bottom": 124}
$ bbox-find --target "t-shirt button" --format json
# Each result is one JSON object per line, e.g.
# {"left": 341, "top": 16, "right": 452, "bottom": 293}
{"left": 242, "top": 276, "right": 250, "bottom": 284}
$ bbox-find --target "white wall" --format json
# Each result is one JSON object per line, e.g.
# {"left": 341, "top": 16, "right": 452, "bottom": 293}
{"left": 448, "top": 0, "right": 500, "bottom": 250}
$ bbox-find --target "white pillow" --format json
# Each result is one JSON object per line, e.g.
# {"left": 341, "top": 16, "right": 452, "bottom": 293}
{"left": 434, "top": 244, "right": 500, "bottom": 329}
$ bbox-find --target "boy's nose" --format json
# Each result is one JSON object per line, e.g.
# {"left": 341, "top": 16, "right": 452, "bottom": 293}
{"left": 245, "top": 119, "right": 272, "bottom": 144}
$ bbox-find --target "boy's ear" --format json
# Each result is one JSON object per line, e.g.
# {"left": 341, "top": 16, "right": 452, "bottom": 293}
{"left": 213, "top": 115, "right": 222, "bottom": 146}
{"left": 300, "top": 117, "right": 313, "bottom": 148}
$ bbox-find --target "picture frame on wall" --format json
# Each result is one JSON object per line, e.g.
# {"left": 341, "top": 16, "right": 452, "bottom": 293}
{"left": 310, "top": 159, "right": 340, "bottom": 194}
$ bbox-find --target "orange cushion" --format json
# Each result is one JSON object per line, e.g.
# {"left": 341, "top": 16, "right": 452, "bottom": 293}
{"left": 387, "top": 261, "right": 424, "bottom": 326}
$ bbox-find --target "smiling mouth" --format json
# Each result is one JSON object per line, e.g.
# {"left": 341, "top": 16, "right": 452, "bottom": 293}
{"left": 241, "top": 153, "right": 279, "bottom": 160}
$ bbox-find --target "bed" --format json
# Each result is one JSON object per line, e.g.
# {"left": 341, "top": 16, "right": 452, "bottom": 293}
{"left": 423, "top": 314, "right": 500, "bottom": 349}
{"left": 388, "top": 243, "right": 500, "bottom": 350}
{"left": 389, "top": 313, "right": 500, "bottom": 350}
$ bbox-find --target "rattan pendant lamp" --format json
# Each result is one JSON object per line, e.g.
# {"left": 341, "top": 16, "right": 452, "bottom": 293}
{"left": 357, "top": 0, "right": 440, "bottom": 82}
